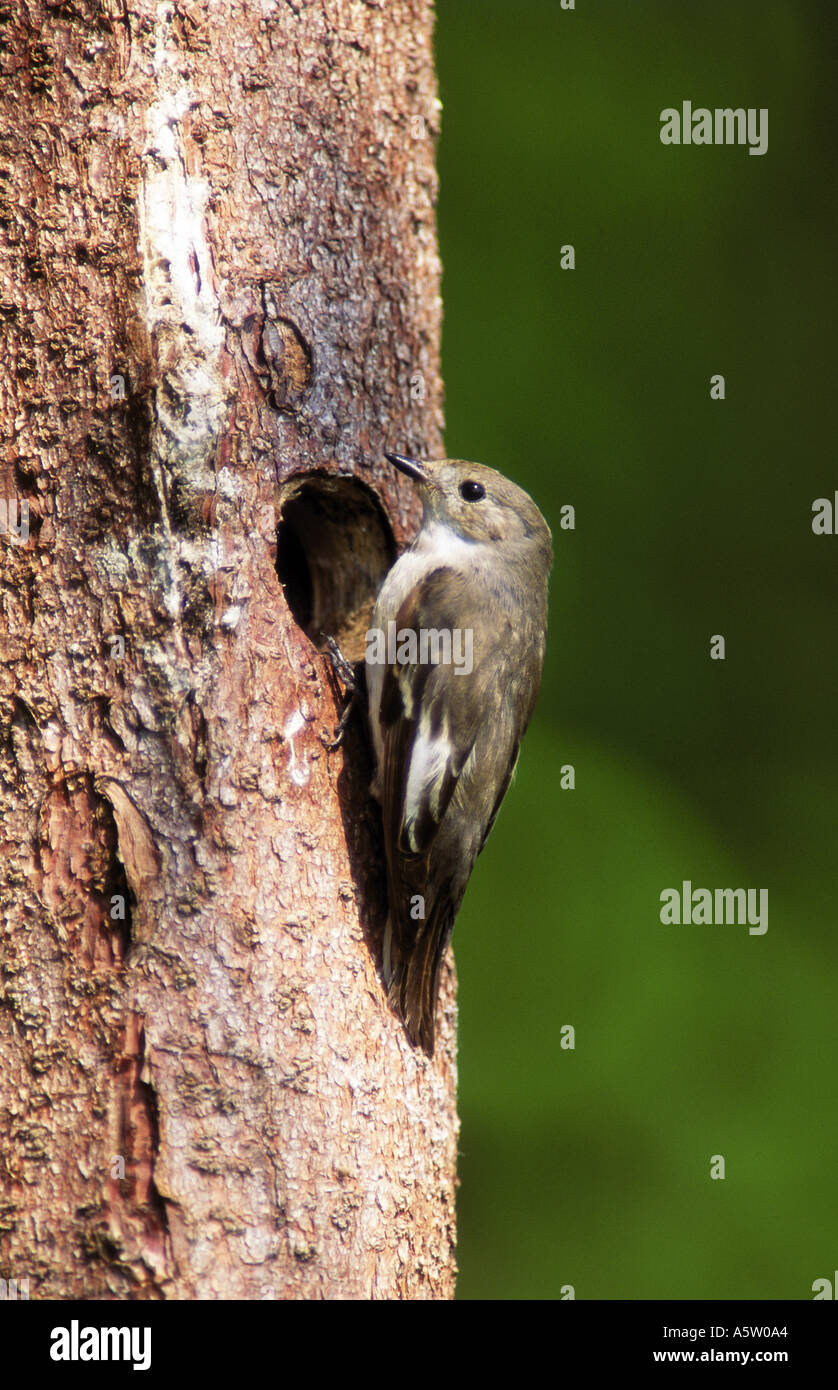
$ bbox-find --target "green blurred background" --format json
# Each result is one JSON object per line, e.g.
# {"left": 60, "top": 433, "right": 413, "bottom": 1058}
{"left": 435, "top": 0, "right": 838, "bottom": 1299}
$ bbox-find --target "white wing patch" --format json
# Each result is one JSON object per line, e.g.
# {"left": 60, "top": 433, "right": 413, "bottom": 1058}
{"left": 403, "top": 712, "right": 453, "bottom": 852}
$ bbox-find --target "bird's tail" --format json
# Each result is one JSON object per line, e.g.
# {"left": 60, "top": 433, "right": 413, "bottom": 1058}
{"left": 383, "top": 897, "right": 456, "bottom": 1056}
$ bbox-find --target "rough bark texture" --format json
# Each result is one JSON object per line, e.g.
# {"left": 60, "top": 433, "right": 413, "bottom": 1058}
{"left": 0, "top": 0, "right": 456, "bottom": 1300}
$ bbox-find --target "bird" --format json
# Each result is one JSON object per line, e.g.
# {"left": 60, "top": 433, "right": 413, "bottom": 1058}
{"left": 365, "top": 452, "right": 552, "bottom": 1053}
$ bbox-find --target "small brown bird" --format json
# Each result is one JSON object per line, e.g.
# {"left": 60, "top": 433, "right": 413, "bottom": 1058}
{"left": 366, "top": 453, "right": 552, "bottom": 1052}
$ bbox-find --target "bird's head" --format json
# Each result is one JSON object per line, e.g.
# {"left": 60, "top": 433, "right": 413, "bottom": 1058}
{"left": 385, "top": 452, "right": 552, "bottom": 564}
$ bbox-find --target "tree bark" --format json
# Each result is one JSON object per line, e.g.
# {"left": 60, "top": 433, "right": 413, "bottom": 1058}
{"left": 0, "top": 0, "right": 456, "bottom": 1300}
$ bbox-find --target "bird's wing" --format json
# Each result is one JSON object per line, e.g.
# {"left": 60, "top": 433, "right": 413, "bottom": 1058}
{"left": 378, "top": 566, "right": 485, "bottom": 865}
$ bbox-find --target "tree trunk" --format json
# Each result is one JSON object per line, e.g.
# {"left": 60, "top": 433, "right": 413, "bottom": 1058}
{"left": 0, "top": 0, "right": 456, "bottom": 1300}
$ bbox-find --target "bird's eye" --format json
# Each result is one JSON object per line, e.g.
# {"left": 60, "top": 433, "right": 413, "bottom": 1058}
{"left": 459, "top": 480, "right": 485, "bottom": 502}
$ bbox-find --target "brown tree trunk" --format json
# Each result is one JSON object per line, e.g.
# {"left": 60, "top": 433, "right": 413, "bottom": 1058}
{"left": 0, "top": 0, "right": 456, "bottom": 1300}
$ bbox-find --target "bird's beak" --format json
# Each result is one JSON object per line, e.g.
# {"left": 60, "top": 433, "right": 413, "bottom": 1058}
{"left": 385, "top": 452, "right": 430, "bottom": 484}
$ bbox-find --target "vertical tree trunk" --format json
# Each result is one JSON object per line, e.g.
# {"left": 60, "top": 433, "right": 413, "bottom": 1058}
{"left": 0, "top": 0, "right": 456, "bottom": 1300}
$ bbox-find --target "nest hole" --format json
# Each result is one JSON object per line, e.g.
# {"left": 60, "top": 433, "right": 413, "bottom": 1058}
{"left": 276, "top": 473, "right": 395, "bottom": 664}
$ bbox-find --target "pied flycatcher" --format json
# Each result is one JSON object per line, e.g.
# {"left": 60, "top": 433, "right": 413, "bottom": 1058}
{"left": 365, "top": 453, "right": 552, "bottom": 1053}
